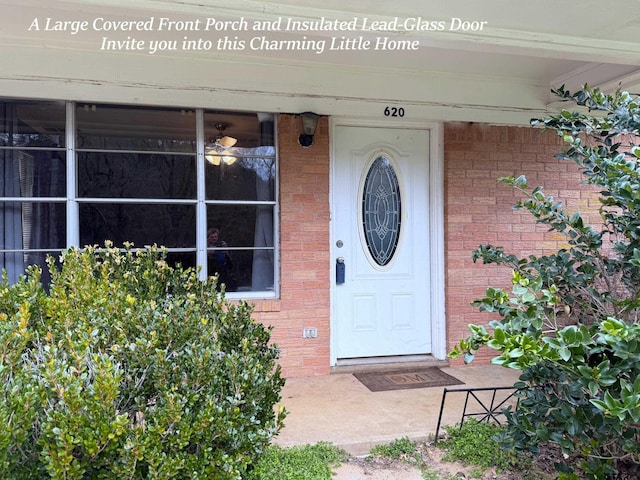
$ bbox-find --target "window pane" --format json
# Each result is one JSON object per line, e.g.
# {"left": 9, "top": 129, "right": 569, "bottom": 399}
{"left": 76, "top": 104, "right": 196, "bottom": 152}
{"left": 1, "top": 250, "right": 62, "bottom": 285}
{"left": 1, "top": 200, "right": 66, "bottom": 283}
{"left": 204, "top": 111, "right": 275, "bottom": 203}
{"left": 205, "top": 148, "right": 276, "bottom": 201}
{"left": 165, "top": 251, "right": 196, "bottom": 271}
{"left": 362, "top": 156, "right": 401, "bottom": 266}
{"left": 207, "top": 204, "right": 274, "bottom": 248}
{"left": 207, "top": 203, "right": 274, "bottom": 293}
{"left": 80, "top": 203, "right": 195, "bottom": 248}
{"left": 207, "top": 248, "right": 274, "bottom": 293}
{"left": 0, "top": 101, "right": 66, "bottom": 148}
{"left": 1, "top": 150, "right": 66, "bottom": 198}
{"left": 0, "top": 102, "right": 278, "bottom": 295}
{"left": 0, "top": 201, "right": 66, "bottom": 248}
{"left": 78, "top": 152, "right": 196, "bottom": 199}
{"left": 204, "top": 112, "right": 273, "bottom": 149}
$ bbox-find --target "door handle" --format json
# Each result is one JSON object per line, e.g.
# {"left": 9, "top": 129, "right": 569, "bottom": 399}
{"left": 336, "top": 257, "right": 345, "bottom": 284}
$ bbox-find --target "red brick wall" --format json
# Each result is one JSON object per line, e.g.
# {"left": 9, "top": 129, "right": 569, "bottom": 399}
{"left": 444, "top": 123, "right": 601, "bottom": 365}
{"left": 251, "top": 114, "right": 331, "bottom": 377}
{"left": 252, "top": 119, "right": 601, "bottom": 377}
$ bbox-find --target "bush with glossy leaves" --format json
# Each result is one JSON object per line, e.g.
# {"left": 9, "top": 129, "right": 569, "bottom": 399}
{"left": 451, "top": 86, "right": 640, "bottom": 479}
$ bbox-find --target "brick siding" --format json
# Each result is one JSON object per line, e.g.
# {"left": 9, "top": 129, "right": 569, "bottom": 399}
{"left": 252, "top": 114, "right": 331, "bottom": 377}
{"left": 251, "top": 118, "right": 601, "bottom": 377}
{"left": 444, "top": 122, "right": 600, "bottom": 365}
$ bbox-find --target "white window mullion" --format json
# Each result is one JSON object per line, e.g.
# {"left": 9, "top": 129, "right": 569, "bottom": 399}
{"left": 273, "top": 115, "right": 280, "bottom": 296}
{"left": 195, "top": 108, "right": 207, "bottom": 279}
{"left": 65, "top": 101, "right": 79, "bottom": 248}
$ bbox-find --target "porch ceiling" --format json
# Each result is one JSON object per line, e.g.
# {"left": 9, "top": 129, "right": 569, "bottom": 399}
{"left": 1, "top": 0, "right": 640, "bottom": 123}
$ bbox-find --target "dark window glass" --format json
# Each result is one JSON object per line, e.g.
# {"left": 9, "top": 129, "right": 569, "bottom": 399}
{"left": 165, "top": 251, "right": 197, "bottom": 271}
{"left": 76, "top": 104, "right": 196, "bottom": 152}
{"left": 0, "top": 101, "right": 66, "bottom": 148}
{"left": 0, "top": 201, "right": 66, "bottom": 249}
{"left": 204, "top": 110, "right": 275, "bottom": 203}
{"left": 0, "top": 201, "right": 66, "bottom": 283}
{"left": 204, "top": 112, "right": 273, "bottom": 149}
{"left": 80, "top": 203, "right": 196, "bottom": 248}
{"left": 207, "top": 248, "right": 273, "bottom": 293}
{"left": 207, "top": 203, "right": 274, "bottom": 292}
{"left": 206, "top": 204, "right": 274, "bottom": 249}
{"left": 1, "top": 100, "right": 67, "bottom": 283}
{"left": 205, "top": 148, "right": 276, "bottom": 201}
{"left": 1, "top": 100, "right": 277, "bottom": 296}
{"left": 78, "top": 152, "right": 196, "bottom": 199}
{"left": 1, "top": 150, "right": 66, "bottom": 198}
{"left": 204, "top": 111, "right": 276, "bottom": 294}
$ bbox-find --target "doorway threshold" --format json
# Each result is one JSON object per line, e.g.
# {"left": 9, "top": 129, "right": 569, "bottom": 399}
{"left": 331, "top": 354, "right": 449, "bottom": 374}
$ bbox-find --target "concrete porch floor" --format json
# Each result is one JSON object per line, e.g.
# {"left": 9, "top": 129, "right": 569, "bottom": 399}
{"left": 273, "top": 364, "right": 521, "bottom": 456}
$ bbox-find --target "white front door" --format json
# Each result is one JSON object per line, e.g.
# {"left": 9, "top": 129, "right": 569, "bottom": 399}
{"left": 332, "top": 124, "right": 431, "bottom": 360}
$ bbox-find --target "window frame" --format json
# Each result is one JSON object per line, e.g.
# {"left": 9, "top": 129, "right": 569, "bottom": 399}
{"left": 0, "top": 100, "right": 279, "bottom": 299}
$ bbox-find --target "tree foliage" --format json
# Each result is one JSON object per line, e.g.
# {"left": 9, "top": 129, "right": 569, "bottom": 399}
{"left": 451, "top": 86, "right": 640, "bottom": 479}
{"left": 0, "top": 243, "right": 285, "bottom": 479}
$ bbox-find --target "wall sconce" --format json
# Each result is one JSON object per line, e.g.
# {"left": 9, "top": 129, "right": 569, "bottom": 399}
{"left": 298, "top": 111, "right": 320, "bottom": 147}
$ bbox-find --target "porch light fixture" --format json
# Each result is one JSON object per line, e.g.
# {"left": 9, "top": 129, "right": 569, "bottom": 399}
{"left": 298, "top": 111, "right": 320, "bottom": 147}
{"left": 206, "top": 123, "right": 238, "bottom": 165}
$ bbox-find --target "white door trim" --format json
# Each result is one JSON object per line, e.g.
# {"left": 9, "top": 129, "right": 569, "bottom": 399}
{"left": 329, "top": 117, "right": 445, "bottom": 366}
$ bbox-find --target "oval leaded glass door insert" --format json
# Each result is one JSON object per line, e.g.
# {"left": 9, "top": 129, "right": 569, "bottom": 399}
{"left": 362, "top": 155, "right": 401, "bottom": 266}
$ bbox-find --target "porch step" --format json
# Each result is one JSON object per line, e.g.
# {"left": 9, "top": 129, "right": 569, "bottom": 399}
{"left": 330, "top": 355, "right": 449, "bottom": 375}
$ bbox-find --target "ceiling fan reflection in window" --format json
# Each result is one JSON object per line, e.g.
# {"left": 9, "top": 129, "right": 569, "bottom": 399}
{"left": 205, "top": 123, "right": 237, "bottom": 165}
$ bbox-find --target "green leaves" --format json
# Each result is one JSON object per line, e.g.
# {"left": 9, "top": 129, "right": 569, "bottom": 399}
{"left": 456, "top": 85, "right": 640, "bottom": 477}
{"left": 440, "top": 420, "right": 523, "bottom": 473}
{"left": 0, "top": 244, "right": 286, "bottom": 479}
{"left": 246, "top": 442, "right": 346, "bottom": 480}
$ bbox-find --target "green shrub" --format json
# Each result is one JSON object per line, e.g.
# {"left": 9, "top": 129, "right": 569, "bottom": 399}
{"left": 439, "top": 420, "right": 520, "bottom": 473}
{"left": 246, "top": 442, "right": 346, "bottom": 480}
{"left": 0, "top": 243, "right": 285, "bottom": 479}
{"left": 369, "top": 436, "right": 418, "bottom": 462}
{"left": 451, "top": 86, "right": 640, "bottom": 479}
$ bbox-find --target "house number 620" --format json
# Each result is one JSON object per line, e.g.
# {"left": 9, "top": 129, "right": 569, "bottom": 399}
{"left": 384, "top": 106, "right": 405, "bottom": 117}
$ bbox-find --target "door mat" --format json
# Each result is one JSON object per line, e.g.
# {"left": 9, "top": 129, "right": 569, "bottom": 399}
{"left": 353, "top": 367, "right": 464, "bottom": 392}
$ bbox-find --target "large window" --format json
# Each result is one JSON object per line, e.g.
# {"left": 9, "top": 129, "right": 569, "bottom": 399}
{"left": 0, "top": 100, "right": 278, "bottom": 297}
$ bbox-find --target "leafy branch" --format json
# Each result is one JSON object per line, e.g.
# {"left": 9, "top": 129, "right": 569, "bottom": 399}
{"left": 452, "top": 85, "right": 640, "bottom": 478}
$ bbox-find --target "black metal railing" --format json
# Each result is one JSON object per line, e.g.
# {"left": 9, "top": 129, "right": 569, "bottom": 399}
{"left": 434, "top": 386, "right": 520, "bottom": 444}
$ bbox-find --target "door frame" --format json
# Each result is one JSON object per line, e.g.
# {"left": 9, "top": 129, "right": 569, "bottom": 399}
{"left": 329, "top": 117, "right": 446, "bottom": 366}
